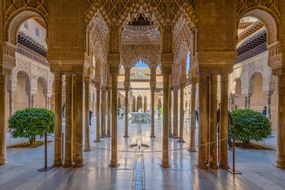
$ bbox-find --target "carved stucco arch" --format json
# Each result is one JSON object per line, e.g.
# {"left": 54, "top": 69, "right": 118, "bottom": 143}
{"left": 238, "top": 8, "right": 279, "bottom": 45}
{"left": 118, "top": 1, "right": 165, "bottom": 29}
{"left": 122, "top": 45, "right": 160, "bottom": 69}
{"left": 5, "top": 9, "right": 48, "bottom": 46}
{"left": 37, "top": 76, "right": 48, "bottom": 96}
{"left": 173, "top": 13, "right": 194, "bottom": 83}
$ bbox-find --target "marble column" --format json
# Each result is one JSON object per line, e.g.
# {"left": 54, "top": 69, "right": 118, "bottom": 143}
{"left": 72, "top": 75, "right": 77, "bottom": 162}
{"left": 8, "top": 75, "right": 14, "bottom": 116}
{"left": 150, "top": 86, "right": 155, "bottom": 138}
{"left": 46, "top": 97, "right": 50, "bottom": 109}
{"left": 107, "top": 89, "right": 111, "bottom": 137}
{"left": 124, "top": 68, "right": 130, "bottom": 138}
{"left": 198, "top": 75, "right": 209, "bottom": 169}
{"left": 265, "top": 92, "right": 272, "bottom": 120}
{"left": 64, "top": 73, "right": 73, "bottom": 167}
{"left": 209, "top": 75, "right": 218, "bottom": 169}
{"left": 173, "top": 88, "right": 179, "bottom": 138}
{"left": 95, "top": 83, "right": 101, "bottom": 142}
{"left": 29, "top": 94, "right": 35, "bottom": 108}
{"left": 110, "top": 72, "right": 119, "bottom": 167}
{"left": 178, "top": 83, "right": 185, "bottom": 143}
{"left": 219, "top": 73, "right": 229, "bottom": 169}
{"left": 53, "top": 72, "right": 63, "bottom": 167}
{"left": 150, "top": 70, "right": 156, "bottom": 138}
{"left": 276, "top": 74, "right": 285, "bottom": 168}
{"left": 244, "top": 94, "right": 251, "bottom": 109}
{"left": 101, "top": 88, "right": 106, "bottom": 137}
{"left": 189, "top": 80, "right": 197, "bottom": 152}
{"left": 74, "top": 74, "right": 84, "bottom": 167}
{"left": 0, "top": 74, "right": 7, "bottom": 165}
{"left": 168, "top": 88, "right": 173, "bottom": 137}
{"left": 84, "top": 77, "right": 91, "bottom": 151}
{"left": 161, "top": 72, "right": 170, "bottom": 168}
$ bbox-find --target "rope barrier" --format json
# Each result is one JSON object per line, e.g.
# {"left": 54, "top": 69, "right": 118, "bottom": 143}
{"left": 47, "top": 134, "right": 231, "bottom": 153}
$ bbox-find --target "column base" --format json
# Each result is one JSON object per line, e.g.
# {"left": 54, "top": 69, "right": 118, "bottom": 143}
{"left": 94, "top": 139, "right": 101, "bottom": 143}
{"left": 198, "top": 164, "right": 208, "bottom": 170}
{"left": 189, "top": 147, "right": 197, "bottom": 152}
{"left": 173, "top": 135, "right": 179, "bottom": 139}
{"left": 124, "top": 135, "right": 129, "bottom": 138}
{"left": 275, "top": 161, "right": 285, "bottom": 169}
{"left": 0, "top": 156, "right": 6, "bottom": 165}
{"left": 219, "top": 163, "right": 229, "bottom": 170}
{"left": 150, "top": 135, "right": 156, "bottom": 138}
{"left": 84, "top": 146, "right": 91, "bottom": 152}
{"left": 209, "top": 164, "right": 218, "bottom": 169}
{"left": 63, "top": 160, "right": 73, "bottom": 168}
{"left": 109, "top": 161, "right": 119, "bottom": 168}
{"left": 168, "top": 134, "right": 174, "bottom": 138}
{"left": 177, "top": 139, "right": 185, "bottom": 143}
{"left": 74, "top": 160, "right": 84, "bottom": 168}
{"left": 53, "top": 160, "right": 63, "bottom": 167}
{"left": 160, "top": 161, "right": 170, "bottom": 168}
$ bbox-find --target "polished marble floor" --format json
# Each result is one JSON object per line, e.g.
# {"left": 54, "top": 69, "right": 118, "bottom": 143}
{"left": 1, "top": 117, "right": 285, "bottom": 190}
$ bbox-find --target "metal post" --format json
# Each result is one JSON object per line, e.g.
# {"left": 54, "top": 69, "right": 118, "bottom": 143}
{"left": 38, "top": 133, "right": 52, "bottom": 171}
{"left": 44, "top": 133, "right": 47, "bottom": 169}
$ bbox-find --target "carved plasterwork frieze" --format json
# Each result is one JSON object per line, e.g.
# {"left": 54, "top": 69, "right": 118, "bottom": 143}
{"left": 121, "top": 44, "right": 161, "bottom": 69}
{"left": 237, "top": 0, "right": 280, "bottom": 18}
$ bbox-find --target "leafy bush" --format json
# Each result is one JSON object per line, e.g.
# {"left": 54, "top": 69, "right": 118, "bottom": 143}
{"left": 230, "top": 109, "right": 271, "bottom": 147}
{"left": 8, "top": 108, "right": 55, "bottom": 145}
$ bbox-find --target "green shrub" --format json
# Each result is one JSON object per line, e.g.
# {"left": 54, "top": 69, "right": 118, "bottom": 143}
{"left": 8, "top": 108, "right": 55, "bottom": 145}
{"left": 230, "top": 109, "right": 271, "bottom": 147}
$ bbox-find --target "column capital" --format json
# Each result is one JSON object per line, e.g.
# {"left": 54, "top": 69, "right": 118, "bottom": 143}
{"left": 2, "top": 42, "right": 16, "bottom": 72}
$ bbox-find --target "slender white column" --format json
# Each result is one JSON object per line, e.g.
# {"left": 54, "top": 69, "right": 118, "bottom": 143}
{"left": 64, "top": 73, "right": 73, "bottom": 167}
{"left": 189, "top": 80, "right": 197, "bottom": 152}
{"left": 74, "top": 74, "right": 84, "bottom": 167}
{"left": 178, "top": 83, "right": 185, "bottom": 143}
{"left": 53, "top": 72, "right": 63, "bottom": 167}
{"left": 219, "top": 73, "right": 229, "bottom": 169}
{"left": 95, "top": 83, "right": 101, "bottom": 142}
{"left": 0, "top": 74, "right": 7, "bottom": 165}
{"left": 84, "top": 77, "right": 91, "bottom": 151}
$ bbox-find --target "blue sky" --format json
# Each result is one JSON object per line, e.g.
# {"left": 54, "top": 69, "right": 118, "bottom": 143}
{"left": 135, "top": 60, "right": 148, "bottom": 67}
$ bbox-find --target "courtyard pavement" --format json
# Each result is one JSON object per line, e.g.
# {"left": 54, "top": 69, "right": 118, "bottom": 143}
{"left": 0, "top": 117, "right": 284, "bottom": 190}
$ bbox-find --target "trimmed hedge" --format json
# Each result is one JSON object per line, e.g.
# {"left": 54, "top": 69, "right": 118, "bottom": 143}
{"left": 8, "top": 108, "right": 54, "bottom": 145}
{"left": 230, "top": 109, "right": 271, "bottom": 146}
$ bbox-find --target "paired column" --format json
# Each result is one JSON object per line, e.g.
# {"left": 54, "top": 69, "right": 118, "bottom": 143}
{"left": 173, "top": 89, "right": 179, "bottom": 138}
{"left": 168, "top": 88, "right": 173, "bottom": 137}
{"left": 107, "top": 88, "right": 111, "bottom": 137}
{"left": 74, "top": 74, "right": 84, "bottom": 167}
{"left": 198, "top": 75, "right": 209, "bottom": 169}
{"left": 53, "top": 72, "right": 63, "bottom": 167}
{"left": 124, "top": 68, "right": 130, "bottom": 138}
{"left": 64, "top": 73, "right": 73, "bottom": 167}
{"left": 101, "top": 88, "right": 106, "bottom": 137}
{"left": 150, "top": 68, "right": 156, "bottom": 138}
{"left": 95, "top": 83, "right": 101, "bottom": 142}
{"left": 84, "top": 77, "right": 91, "bottom": 151}
{"left": 0, "top": 74, "right": 7, "bottom": 165}
{"left": 72, "top": 75, "right": 77, "bottom": 162}
{"left": 244, "top": 94, "right": 251, "bottom": 109}
{"left": 265, "top": 92, "right": 272, "bottom": 119}
{"left": 209, "top": 75, "right": 218, "bottom": 169}
{"left": 189, "top": 80, "right": 197, "bottom": 152}
{"left": 178, "top": 83, "right": 185, "bottom": 143}
{"left": 161, "top": 71, "right": 170, "bottom": 168}
{"left": 219, "top": 73, "right": 229, "bottom": 169}
{"left": 276, "top": 74, "right": 285, "bottom": 168}
{"left": 110, "top": 71, "right": 119, "bottom": 167}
